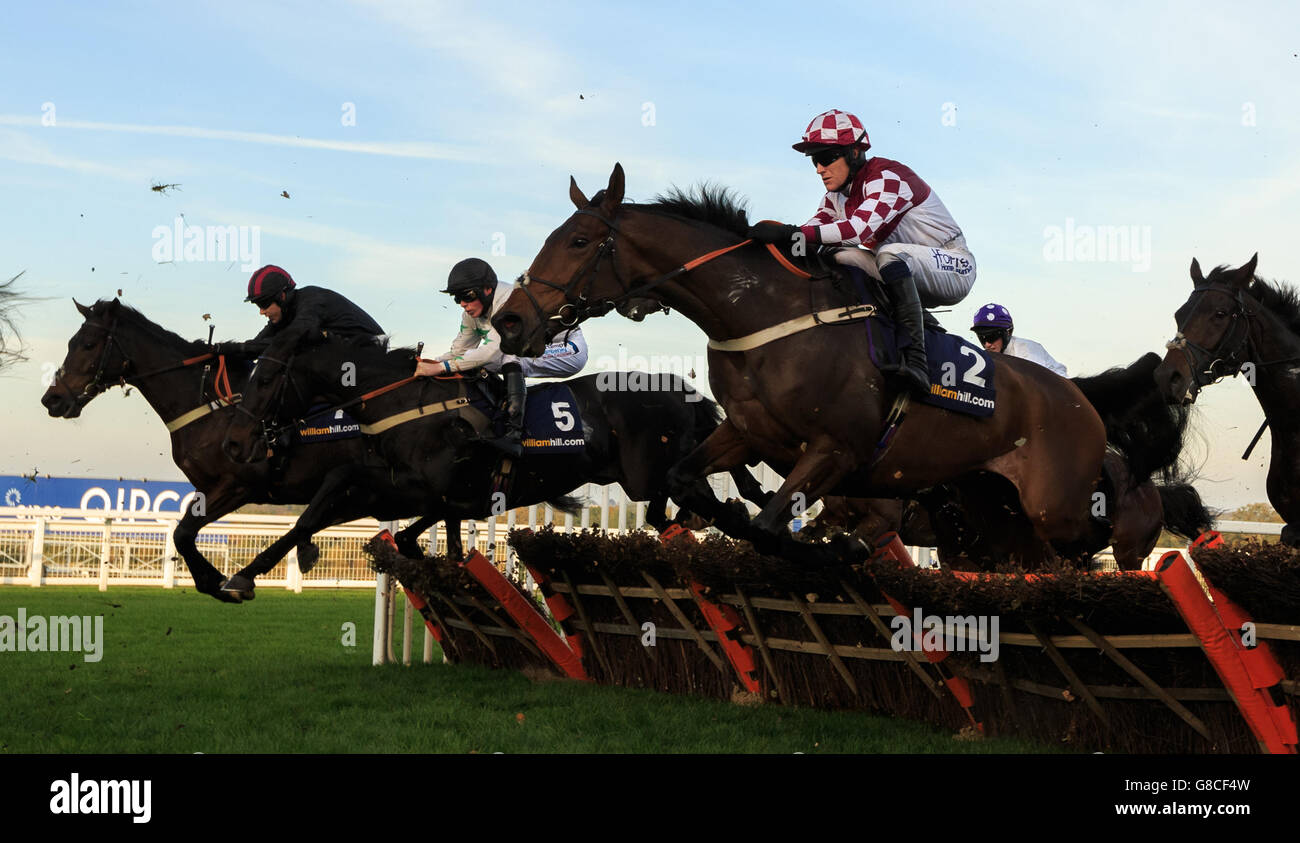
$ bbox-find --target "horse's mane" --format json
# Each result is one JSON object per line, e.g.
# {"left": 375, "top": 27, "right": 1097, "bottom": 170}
{"left": 91, "top": 299, "right": 208, "bottom": 353}
{"left": 1203, "top": 265, "right": 1300, "bottom": 337}
{"left": 1072, "top": 352, "right": 1194, "bottom": 484}
{"left": 627, "top": 185, "right": 752, "bottom": 237}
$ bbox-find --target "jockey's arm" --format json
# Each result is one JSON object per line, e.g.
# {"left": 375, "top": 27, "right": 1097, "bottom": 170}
{"left": 511, "top": 329, "right": 588, "bottom": 378}
{"left": 800, "top": 177, "right": 908, "bottom": 249}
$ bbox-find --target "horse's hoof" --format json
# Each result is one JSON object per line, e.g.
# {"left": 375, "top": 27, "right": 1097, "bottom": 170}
{"left": 1282, "top": 524, "right": 1300, "bottom": 548}
{"left": 297, "top": 543, "right": 320, "bottom": 574}
{"left": 395, "top": 540, "right": 424, "bottom": 560}
{"left": 220, "top": 575, "right": 256, "bottom": 601}
{"left": 207, "top": 586, "right": 243, "bottom": 604}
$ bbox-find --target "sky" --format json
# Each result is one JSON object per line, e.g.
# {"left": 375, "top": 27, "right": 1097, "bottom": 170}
{"left": 1, "top": 0, "right": 1297, "bottom": 512}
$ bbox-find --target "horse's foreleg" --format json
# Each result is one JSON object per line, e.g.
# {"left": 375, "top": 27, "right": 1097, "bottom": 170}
{"left": 444, "top": 518, "right": 465, "bottom": 561}
{"left": 173, "top": 485, "right": 247, "bottom": 604}
{"left": 751, "top": 441, "right": 855, "bottom": 541}
{"left": 1109, "top": 482, "right": 1162, "bottom": 570}
{"left": 224, "top": 466, "right": 358, "bottom": 598}
{"left": 394, "top": 515, "right": 437, "bottom": 560}
{"left": 665, "top": 418, "right": 752, "bottom": 498}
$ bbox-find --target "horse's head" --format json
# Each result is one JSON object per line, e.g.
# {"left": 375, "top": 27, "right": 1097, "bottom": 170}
{"left": 41, "top": 299, "right": 129, "bottom": 418}
{"left": 1155, "top": 254, "right": 1259, "bottom": 404}
{"left": 222, "top": 348, "right": 305, "bottom": 464}
{"left": 494, "top": 163, "right": 630, "bottom": 356}
{"left": 222, "top": 335, "right": 407, "bottom": 463}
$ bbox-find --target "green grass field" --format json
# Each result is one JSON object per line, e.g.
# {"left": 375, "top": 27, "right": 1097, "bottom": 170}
{"left": 0, "top": 587, "right": 1057, "bottom": 754}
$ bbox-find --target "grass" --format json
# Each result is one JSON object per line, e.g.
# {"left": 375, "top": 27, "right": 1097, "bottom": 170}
{"left": 0, "top": 586, "right": 1058, "bottom": 754}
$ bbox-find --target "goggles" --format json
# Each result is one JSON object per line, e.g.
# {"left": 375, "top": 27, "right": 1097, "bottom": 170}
{"left": 452, "top": 289, "right": 481, "bottom": 304}
{"left": 810, "top": 148, "right": 846, "bottom": 168}
{"left": 975, "top": 330, "right": 1008, "bottom": 345}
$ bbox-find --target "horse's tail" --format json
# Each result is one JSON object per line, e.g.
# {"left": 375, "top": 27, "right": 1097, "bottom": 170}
{"left": 1155, "top": 472, "right": 1217, "bottom": 541}
{"left": 545, "top": 494, "right": 586, "bottom": 517}
{"left": 688, "top": 388, "right": 724, "bottom": 440}
{"left": 1072, "top": 352, "right": 1192, "bottom": 483}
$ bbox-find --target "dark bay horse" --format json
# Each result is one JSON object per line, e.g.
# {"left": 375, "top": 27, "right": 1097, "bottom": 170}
{"left": 491, "top": 164, "right": 1108, "bottom": 567}
{"left": 220, "top": 335, "right": 770, "bottom": 587}
{"left": 41, "top": 299, "right": 437, "bottom": 602}
{"left": 1155, "top": 255, "right": 1300, "bottom": 545}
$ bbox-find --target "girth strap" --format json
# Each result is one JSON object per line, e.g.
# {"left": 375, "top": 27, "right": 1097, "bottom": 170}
{"left": 165, "top": 394, "right": 243, "bottom": 432}
{"left": 359, "top": 396, "right": 470, "bottom": 435}
{"left": 707, "top": 304, "right": 876, "bottom": 353}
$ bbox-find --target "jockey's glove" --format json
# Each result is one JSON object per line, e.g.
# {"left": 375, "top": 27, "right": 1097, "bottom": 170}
{"left": 746, "top": 222, "right": 802, "bottom": 247}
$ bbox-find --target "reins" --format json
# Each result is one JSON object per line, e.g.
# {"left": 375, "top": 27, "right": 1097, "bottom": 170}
{"left": 514, "top": 207, "right": 812, "bottom": 330}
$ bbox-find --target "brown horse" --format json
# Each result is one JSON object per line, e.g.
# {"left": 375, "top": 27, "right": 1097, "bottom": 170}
{"left": 492, "top": 164, "right": 1109, "bottom": 566}
{"left": 1155, "top": 255, "right": 1300, "bottom": 546}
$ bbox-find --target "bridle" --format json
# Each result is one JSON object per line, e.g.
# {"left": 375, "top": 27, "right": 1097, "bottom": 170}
{"left": 1165, "top": 283, "right": 1255, "bottom": 399}
{"left": 510, "top": 206, "right": 757, "bottom": 334}
{"left": 233, "top": 353, "right": 309, "bottom": 452}
{"left": 52, "top": 317, "right": 130, "bottom": 406}
{"left": 53, "top": 315, "right": 237, "bottom": 410}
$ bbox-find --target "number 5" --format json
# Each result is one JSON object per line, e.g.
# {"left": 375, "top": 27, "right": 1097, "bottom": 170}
{"left": 551, "top": 402, "right": 574, "bottom": 431}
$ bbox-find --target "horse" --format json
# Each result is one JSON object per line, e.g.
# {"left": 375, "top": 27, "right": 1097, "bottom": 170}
{"left": 40, "top": 299, "right": 440, "bottom": 602}
{"left": 1154, "top": 255, "right": 1300, "bottom": 546}
{"left": 491, "top": 164, "right": 1109, "bottom": 568}
{"left": 218, "top": 334, "right": 771, "bottom": 585}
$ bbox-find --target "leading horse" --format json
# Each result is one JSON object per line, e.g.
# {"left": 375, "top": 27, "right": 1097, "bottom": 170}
{"left": 1155, "top": 254, "right": 1300, "bottom": 546}
{"left": 41, "top": 299, "right": 437, "bottom": 602}
{"left": 492, "top": 164, "right": 1109, "bottom": 566}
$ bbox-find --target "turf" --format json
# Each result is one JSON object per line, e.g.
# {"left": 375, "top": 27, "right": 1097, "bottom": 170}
{"left": 0, "top": 587, "right": 1057, "bottom": 754}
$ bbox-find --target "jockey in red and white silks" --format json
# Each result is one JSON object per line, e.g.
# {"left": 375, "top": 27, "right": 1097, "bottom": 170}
{"left": 747, "top": 109, "right": 976, "bottom": 395}
{"left": 800, "top": 154, "right": 976, "bottom": 308}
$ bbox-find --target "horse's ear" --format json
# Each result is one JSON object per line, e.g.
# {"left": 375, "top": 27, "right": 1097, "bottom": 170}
{"left": 108, "top": 298, "right": 122, "bottom": 314}
{"left": 74, "top": 298, "right": 91, "bottom": 317}
{"left": 601, "top": 162, "right": 625, "bottom": 211}
{"left": 1232, "top": 253, "right": 1259, "bottom": 289}
{"left": 1190, "top": 258, "right": 1204, "bottom": 287}
{"left": 569, "top": 176, "right": 588, "bottom": 210}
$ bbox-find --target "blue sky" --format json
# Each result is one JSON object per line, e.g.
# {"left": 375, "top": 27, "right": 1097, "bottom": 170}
{"left": 2, "top": 0, "right": 1297, "bottom": 511}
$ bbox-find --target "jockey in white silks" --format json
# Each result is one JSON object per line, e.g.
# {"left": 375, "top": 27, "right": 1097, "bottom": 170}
{"left": 415, "top": 257, "right": 587, "bottom": 455}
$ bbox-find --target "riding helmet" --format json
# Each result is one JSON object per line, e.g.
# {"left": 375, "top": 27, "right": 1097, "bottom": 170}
{"left": 246, "top": 265, "right": 296, "bottom": 304}
{"left": 442, "top": 258, "right": 498, "bottom": 294}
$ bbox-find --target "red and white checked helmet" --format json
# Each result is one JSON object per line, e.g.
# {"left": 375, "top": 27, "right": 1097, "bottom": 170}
{"left": 792, "top": 109, "right": 870, "bottom": 153}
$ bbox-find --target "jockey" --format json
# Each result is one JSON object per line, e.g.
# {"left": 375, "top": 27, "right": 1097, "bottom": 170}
{"left": 747, "top": 109, "right": 976, "bottom": 396}
{"left": 971, "top": 303, "right": 1067, "bottom": 376}
{"left": 415, "top": 257, "right": 588, "bottom": 456}
{"left": 245, "top": 264, "right": 385, "bottom": 349}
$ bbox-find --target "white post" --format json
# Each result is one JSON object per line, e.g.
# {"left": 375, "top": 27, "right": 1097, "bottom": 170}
{"left": 423, "top": 627, "right": 434, "bottom": 665}
{"left": 401, "top": 593, "right": 413, "bottom": 666}
{"left": 287, "top": 547, "right": 302, "bottom": 593}
{"left": 29, "top": 517, "right": 45, "bottom": 587}
{"left": 98, "top": 518, "right": 112, "bottom": 592}
{"left": 635, "top": 500, "right": 646, "bottom": 531}
{"left": 581, "top": 484, "right": 592, "bottom": 529}
{"left": 162, "top": 529, "right": 176, "bottom": 589}
{"left": 372, "top": 572, "right": 390, "bottom": 666}
{"left": 601, "top": 486, "right": 611, "bottom": 530}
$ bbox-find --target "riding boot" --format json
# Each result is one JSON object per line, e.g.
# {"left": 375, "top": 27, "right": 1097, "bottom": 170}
{"left": 881, "top": 260, "right": 930, "bottom": 396}
{"left": 485, "top": 363, "right": 526, "bottom": 457}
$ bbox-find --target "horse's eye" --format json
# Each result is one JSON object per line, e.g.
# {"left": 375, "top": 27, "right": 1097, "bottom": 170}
{"left": 82, "top": 342, "right": 96, "bottom": 351}
{"left": 1214, "top": 309, "right": 1227, "bottom": 318}
{"left": 571, "top": 236, "right": 589, "bottom": 248}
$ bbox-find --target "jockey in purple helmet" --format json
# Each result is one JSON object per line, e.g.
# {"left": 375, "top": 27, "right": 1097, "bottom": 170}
{"left": 971, "top": 303, "right": 1067, "bottom": 376}
{"left": 747, "top": 109, "right": 977, "bottom": 396}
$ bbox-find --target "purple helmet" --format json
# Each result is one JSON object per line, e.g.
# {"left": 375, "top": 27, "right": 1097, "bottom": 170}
{"left": 972, "top": 303, "right": 1013, "bottom": 333}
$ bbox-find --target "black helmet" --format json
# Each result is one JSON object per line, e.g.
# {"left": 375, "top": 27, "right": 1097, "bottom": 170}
{"left": 442, "top": 258, "right": 497, "bottom": 294}
{"left": 246, "top": 265, "right": 296, "bottom": 304}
